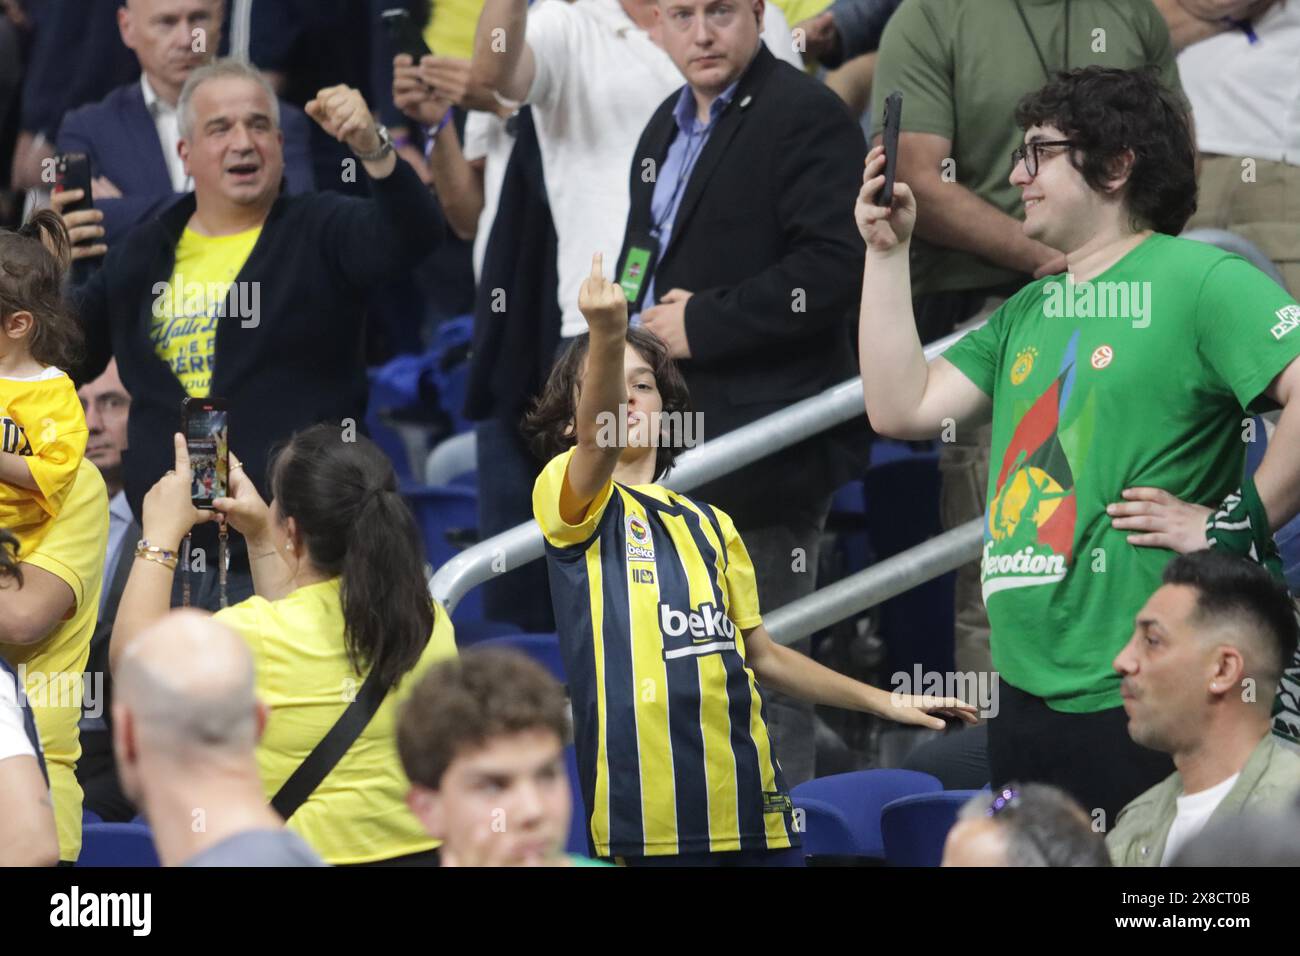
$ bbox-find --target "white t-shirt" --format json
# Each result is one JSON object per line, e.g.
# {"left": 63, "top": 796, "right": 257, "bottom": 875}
{"left": 1160, "top": 772, "right": 1240, "bottom": 866}
{"left": 524, "top": 0, "right": 802, "bottom": 337}
{"left": 0, "top": 664, "right": 38, "bottom": 765}
{"left": 462, "top": 111, "right": 518, "bottom": 285}
{"left": 1177, "top": 2, "right": 1300, "bottom": 163}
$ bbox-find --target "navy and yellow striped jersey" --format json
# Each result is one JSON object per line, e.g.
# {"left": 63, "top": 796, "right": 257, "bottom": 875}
{"left": 533, "top": 448, "right": 798, "bottom": 858}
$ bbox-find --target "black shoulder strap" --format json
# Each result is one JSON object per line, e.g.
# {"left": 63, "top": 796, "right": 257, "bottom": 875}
{"left": 270, "top": 667, "right": 388, "bottom": 821}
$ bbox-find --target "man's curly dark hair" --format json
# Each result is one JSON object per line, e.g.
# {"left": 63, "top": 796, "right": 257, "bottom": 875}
{"left": 1015, "top": 66, "right": 1197, "bottom": 236}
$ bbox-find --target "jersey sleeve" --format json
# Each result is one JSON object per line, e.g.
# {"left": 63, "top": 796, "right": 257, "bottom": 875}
{"left": 715, "top": 508, "right": 762, "bottom": 631}
{"left": 524, "top": 1, "right": 576, "bottom": 111}
{"left": 1194, "top": 256, "right": 1300, "bottom": 412}
{"left": 869, "top": 0, "right": 955, "bottom": 141}
{"left": 532, "top": 447, "right": 617, "bottom": 549}
{"left": 23, "top": 459, "right": 107, "bottom": 615}
{"left": 937, "top": 299, "right": 1012, "bottom": 397}
{"left": 8, "top": 376, "right": 88, "bottom": 517}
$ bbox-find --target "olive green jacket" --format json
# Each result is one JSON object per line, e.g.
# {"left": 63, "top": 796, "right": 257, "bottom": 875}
{"left": 1107, "top": 733, "right": 1300, "bottom": 867}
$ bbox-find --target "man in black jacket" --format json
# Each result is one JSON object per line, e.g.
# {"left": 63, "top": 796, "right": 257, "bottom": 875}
{"left": 55, "top": 58, "right": 444, "bottom": 609}
{"left": 615, "top": 0, "right": 868, "bottom": 785}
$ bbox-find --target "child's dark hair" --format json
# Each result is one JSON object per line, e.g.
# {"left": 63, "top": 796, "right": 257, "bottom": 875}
{"left": 523, "top": 326, "right": 692, "bottom": 480}
{"left": 0, "top": 210, "right": 82, "bottom": 371}
{"left": 268, "top": 424, "right": 435, "bottom": 692}
{"left": 1015, "top": 66, "right": 1197, "bottom": 236}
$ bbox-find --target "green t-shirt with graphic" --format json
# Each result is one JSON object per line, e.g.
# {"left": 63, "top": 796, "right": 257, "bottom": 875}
{"left": 869, "top": 0, "right": 1183, "bottom": 297}
{"left": 943, "top": 233, "right": 1300, "bottom": 713}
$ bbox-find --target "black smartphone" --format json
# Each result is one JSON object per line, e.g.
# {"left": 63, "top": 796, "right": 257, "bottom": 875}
{"left": 54, "top": 153, "right": 94, "bottom": 217}
{"left": 878, "top": 91, "right": 903, "bottom": 207}
{"left": 183, "top": 397, "right": 229, "bottom": 510}
{"left": 382, "top": 8, "right": 432, "bottom": 60}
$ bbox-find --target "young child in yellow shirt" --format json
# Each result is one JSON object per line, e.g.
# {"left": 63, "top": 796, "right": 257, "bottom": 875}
{"left": 0, "top": 211, "right": 88, "bottom": 558}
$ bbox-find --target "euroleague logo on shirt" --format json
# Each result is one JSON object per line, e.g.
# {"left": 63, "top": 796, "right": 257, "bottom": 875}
{"left": 626, "top": 513, "right": 655, "bottom": 561}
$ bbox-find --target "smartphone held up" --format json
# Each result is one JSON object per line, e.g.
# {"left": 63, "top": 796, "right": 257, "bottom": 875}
{"left": 184, "top": 398, "right": 229, "bottom": 509}
{"left": 877, "top": 91, "right": 902, "bottom": 208}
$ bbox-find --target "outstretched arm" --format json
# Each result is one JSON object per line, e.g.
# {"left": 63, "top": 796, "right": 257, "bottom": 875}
{"left": 743, "top": 623, "right": 978, "bottom": 730}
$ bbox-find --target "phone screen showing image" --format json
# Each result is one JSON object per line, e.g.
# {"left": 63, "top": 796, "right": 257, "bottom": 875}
{"left": 185, "top": 404, "right": 228, "bottom": 508}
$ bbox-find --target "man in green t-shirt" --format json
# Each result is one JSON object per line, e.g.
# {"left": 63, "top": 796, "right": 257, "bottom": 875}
{"left": 856, "top": 66, "right": 1300, "bottom": 823}
{"left": 868, "top": 0, "right": 1185, "bottom": 685}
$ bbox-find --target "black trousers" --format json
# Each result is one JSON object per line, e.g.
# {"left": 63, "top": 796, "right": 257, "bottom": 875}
{"left": 987, "top": 679, "right": 1174, "bottom": 830}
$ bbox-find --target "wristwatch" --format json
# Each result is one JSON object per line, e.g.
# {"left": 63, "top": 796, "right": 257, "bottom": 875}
{"left": 354, "top": 124, "right": 394, "bottom": 162}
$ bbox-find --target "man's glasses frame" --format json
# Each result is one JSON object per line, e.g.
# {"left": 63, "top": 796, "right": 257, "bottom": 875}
{"left": 1011, "top": 139, "right": 1075, "bottom": 178}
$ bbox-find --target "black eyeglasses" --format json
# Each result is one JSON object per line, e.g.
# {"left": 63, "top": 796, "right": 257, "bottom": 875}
{"left": 1011, "top": 139, "right": 1074, "bottom": 177}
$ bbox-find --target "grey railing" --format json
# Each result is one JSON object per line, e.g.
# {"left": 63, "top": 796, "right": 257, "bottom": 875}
{"left": 430, "top": 327, "right": 974, "bottom": 615}
{"left": 430, "top": 230, "right": 1285, "bottom": 643}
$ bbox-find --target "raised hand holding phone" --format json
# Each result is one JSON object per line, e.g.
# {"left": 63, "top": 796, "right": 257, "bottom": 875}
{"left": 855, "top": 144, "right": 917, "bottom": 253}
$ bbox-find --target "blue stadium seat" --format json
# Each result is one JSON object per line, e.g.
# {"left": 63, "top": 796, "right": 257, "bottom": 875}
{"left": 790, "top": 769, "right": 943, "bottom": 860}
{"left": 470, "top": 633, "right": 566, "bottom": 684}
{"left": 82, "top": 808, "right": 103, "bottom": 826}
{"left": 403, "top": 483, "right": 485, "bottom": 625}
{"left": 790, "top": 795, "right": 857, "bottom": 861}
{"left": 76, "top": 823, "right": 161, "bottom": 867}
{"left": 880, "top": 789, "right": 983, "bottom": 867}
{"left": 453, "top": 618, "right": 524, "bottom": 647}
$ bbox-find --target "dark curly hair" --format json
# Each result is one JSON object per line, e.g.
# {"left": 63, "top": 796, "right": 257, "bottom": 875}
{"left": 522, "top": 326, "right": 692, "bottom": 481}
{"left": 0, "top": 210, "right": 82, "bottom": 372}
{"left": 1014, "top": 66, "right": 1197, "bottom": 236}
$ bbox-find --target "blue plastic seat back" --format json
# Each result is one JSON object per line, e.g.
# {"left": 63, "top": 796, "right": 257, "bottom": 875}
{"left": 880, "top": 789, "right": 983, "bottom": 867}
{"left": 76, "top": 822, "right": 161, "bottom": 867}
{"left": 790, "top": 769, "right": 943, "bottom": 858}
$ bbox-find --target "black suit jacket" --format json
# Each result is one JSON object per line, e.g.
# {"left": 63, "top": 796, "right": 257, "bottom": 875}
{"left": 617, "top": 45, "right": 870, "bottom": 525}
{"left": 72, "top": 161, "right": 445, "bottom": 555}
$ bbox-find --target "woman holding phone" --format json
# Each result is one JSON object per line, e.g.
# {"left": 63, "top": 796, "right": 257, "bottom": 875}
{"left": 112, "top": 424, "right": 456, "bottom": 866}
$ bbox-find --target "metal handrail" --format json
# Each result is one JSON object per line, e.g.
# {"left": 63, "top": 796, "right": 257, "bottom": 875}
{"left": 429, "top": 326, "right": 975, "bottom": 613}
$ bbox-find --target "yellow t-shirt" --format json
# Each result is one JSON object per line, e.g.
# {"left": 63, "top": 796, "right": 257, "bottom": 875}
{"left": 215, "top": 578, "right": 457, "bottom": 864}
{"left": 1, "top": 459, "right": 107, "bottom": 862}
{"left": 422, "top": 0, "right": 483, "bottom": 60}
{"left": 0, "top": 369, "right": 88, "bottom": 558}
{"left": 150, "top": 225, "right": 262, "bottom": 397}
{"left": 769, "top": 0, "right": 832, "bottom": 31}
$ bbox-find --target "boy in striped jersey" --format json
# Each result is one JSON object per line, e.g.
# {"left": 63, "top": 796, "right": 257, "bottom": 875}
{"left": 527, "top": 254, "right": 977, "bottom": 865}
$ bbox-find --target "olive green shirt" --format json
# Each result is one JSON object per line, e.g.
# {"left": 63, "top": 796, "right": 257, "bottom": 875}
{"left": 869, "top": 0, "right": 1184, "bottom": 297}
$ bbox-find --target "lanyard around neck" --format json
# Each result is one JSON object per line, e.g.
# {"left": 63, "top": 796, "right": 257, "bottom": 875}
{"left": 1012, "top": 0, "right": 1071, "bottom": 83}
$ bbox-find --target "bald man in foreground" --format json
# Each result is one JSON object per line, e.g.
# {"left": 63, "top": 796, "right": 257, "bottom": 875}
{"left": 112, "top": 610, "right": 324, "bottom": 866}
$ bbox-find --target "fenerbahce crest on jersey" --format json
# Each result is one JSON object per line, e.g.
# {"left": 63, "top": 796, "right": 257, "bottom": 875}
{"left": 982, "top": 333, "right": 1087, "bottom": 602}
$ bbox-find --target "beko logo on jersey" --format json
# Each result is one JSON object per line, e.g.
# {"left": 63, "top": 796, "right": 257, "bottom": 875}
{"left": 1271, "top": 305, "right": 1300, "bottom": 341}
{"left": 659, "top": 603, "right": 736, "bottom": 640}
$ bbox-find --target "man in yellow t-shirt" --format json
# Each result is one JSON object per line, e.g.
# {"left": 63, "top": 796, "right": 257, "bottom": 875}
{"left": 151, "top": 225, "right": 262, "bottom": 397}
{"left": 0, "top": 459, "right": 107, "bottom": 862}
